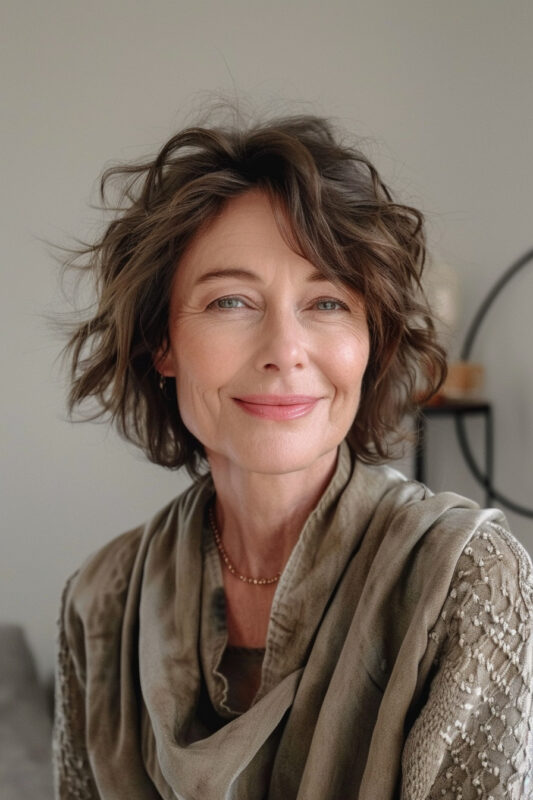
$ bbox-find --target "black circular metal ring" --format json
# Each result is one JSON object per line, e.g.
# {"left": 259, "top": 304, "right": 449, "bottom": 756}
{"left": 455, "top": 248, "right": 533, "bottom": 517}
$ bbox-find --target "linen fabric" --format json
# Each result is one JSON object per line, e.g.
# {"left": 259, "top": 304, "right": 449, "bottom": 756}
{"left": 53, "top": 442, "right": 533, "bottom": 798}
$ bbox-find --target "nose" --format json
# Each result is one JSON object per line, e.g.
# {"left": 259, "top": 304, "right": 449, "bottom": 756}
{"left": 254, "top": 307, "right": 308, "bottom": 373}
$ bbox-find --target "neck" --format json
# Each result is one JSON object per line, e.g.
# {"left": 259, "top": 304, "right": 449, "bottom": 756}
{"left": 207, "top": 448, "right": 338, "bottom": 577}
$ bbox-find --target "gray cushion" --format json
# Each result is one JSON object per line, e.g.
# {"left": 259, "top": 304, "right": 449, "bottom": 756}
{"left": 0, "top": 624, "right": 54, "bottom": 800}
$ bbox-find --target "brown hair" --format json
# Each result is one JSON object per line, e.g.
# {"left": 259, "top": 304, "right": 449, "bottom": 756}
{"left": 64, "top": 112, "right": 446, "bottom": 477}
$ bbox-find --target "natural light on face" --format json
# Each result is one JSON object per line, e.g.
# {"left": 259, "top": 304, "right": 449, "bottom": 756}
{"left": 157, "top": 189, "right": 370, "bottom": 477}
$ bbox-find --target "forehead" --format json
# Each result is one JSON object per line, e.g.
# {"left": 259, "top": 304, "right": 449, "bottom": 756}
{"left": 173, "top": 189, "right": 324, "bottom": 285}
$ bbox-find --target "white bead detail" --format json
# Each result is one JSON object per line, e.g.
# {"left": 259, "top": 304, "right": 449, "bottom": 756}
{"left": 402, "top": 524, "right": 533, "bottom": 799}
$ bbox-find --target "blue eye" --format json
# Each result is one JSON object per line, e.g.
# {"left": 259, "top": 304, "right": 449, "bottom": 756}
{"left": 315, "top": 298, "right": 347, "bottom": 311}
{"left": 212, "top": 296, "right": 246, "bottom": 309}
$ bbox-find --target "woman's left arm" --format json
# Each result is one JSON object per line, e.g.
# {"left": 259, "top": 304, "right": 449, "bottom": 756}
{"left": 53, "top": 573, "right": 99, "bottom": 800}
{"left": 401, "top": 523, "right": 533, "bottom": 800}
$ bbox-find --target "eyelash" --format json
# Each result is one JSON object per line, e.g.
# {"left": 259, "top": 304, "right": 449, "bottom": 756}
{"left": 314, "top": 298, "right": 349, "bottom": 311}
{"left": 209, "top": 296, "right": 247, "bottom": 310}
{"left": 207, "top": 296, "right": 350, "bottom": 312}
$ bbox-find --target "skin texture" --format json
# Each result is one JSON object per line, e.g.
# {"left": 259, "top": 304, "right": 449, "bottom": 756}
{"left": 158, "top": 189, "right": 370, "bottom": 645}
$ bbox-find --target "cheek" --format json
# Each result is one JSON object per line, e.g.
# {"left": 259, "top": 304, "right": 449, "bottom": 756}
{"left": 172, "top": 366, "right": 216, "bottom": 446}
{"left": 327, "top": 336, "right": 370, "bottom": 392}
{"left": 173, "top": 320, "right": 251, "bottom": 395}
{"left": 171, "top": 339, "right": 229, "bottom": 432}
{"left": 172, "top": 324, "right": 218, "bottom": 388}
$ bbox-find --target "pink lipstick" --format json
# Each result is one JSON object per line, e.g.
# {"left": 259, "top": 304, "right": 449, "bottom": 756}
{"left": 233, "top": 395, "right": 319, "bottom": 420}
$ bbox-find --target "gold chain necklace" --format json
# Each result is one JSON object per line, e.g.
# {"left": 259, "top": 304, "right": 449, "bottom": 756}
{"left": 208, "top": 503, "right": 281, "bottom": 585}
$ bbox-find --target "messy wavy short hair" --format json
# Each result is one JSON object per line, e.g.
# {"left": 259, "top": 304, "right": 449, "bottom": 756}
{"left": 64, "top": 111, "right": 446, "bottom": 477}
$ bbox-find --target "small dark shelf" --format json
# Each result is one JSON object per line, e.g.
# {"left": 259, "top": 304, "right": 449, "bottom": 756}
{"left": 421, "top": 399, "right": 490, "bottom": 414}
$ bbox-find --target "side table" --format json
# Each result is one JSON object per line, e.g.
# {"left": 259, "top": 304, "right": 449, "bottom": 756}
{"left": 414, "top": 399, "right": 494, "bottom": 506}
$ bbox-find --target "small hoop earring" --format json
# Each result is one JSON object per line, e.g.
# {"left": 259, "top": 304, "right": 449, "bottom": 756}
{"left": 159, "top": 374, "right": 166, "bottom": 391}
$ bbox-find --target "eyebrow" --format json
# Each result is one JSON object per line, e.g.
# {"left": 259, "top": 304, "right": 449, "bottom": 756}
{"left": 193, "top": 267, "right": 332, "bottom": 286}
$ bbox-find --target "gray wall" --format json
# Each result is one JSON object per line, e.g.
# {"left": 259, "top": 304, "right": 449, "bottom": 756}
{"left": 2, "top": 0, "right": 532, "bottom": 680}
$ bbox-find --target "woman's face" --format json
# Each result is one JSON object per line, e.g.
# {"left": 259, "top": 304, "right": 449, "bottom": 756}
{"left": 158, "top": 190, "right": 370, "bottom": 476}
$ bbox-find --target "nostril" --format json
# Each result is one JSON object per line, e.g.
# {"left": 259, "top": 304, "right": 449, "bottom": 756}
{"left": 262, "top": 361, "right": 304, "bottom": 371}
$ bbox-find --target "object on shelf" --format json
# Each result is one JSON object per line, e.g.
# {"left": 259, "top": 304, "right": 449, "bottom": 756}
{"left": 414, "top": 399, "right": 493, "bottom": 507}
{"left": 440, "top": 360, "right": 484, "bottom": 401}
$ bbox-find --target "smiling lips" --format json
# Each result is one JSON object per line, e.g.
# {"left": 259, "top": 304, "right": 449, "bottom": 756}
{"left": 233, "top": 394, "right": 320, "bottom": 420}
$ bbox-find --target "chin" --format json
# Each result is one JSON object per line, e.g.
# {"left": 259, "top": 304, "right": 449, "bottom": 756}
{"left": 214, "top": 436, "right": 341, "bottom": 477}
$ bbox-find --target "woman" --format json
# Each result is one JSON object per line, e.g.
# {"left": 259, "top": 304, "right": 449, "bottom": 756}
{"left": 54, "top": 113, "right": 533, "bottom": 799}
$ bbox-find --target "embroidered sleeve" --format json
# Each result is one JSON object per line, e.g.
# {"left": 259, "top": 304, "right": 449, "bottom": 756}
{"left": 401, "top": 523, "right": 533, "bottom": 800}
{"left": 52, "top": 575, "right": 99, "bottom": 800}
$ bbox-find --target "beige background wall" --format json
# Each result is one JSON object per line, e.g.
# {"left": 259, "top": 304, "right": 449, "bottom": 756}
{"left": 2, "top": 0, "right": 532, "bottom": 680}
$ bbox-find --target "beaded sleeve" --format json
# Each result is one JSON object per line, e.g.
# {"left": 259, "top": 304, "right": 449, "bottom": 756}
{"left": 401, "top": 523, "right": 533, "bottom": 799}
{"left": 52, "top": 574, "right": 98, "bottom": 800}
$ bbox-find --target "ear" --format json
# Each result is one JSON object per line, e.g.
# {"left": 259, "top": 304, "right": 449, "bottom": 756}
{"left": 153, "top": 341, "right": 175, "bottom": 378}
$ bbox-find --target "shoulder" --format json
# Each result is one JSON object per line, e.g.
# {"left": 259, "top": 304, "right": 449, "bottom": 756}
{"left": 363, "top": 462, "right": 525, "bottom": 570}
{"left": 352, "top": 460, "right": 485, "bottom": 531}
{"left": 354, "top": 461, "right": 513, "bottom": 574}
{"left": 352, "top": 462, "right": 532, "bottom": 641}
{"left": 60, "top": 475, "right": 212, "bottom": 650}
{"left": 432, "top": 520, "right": 533, "bottom": 651}
{"left": 462, "top": 521, "right": 532, "bottom": 603}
